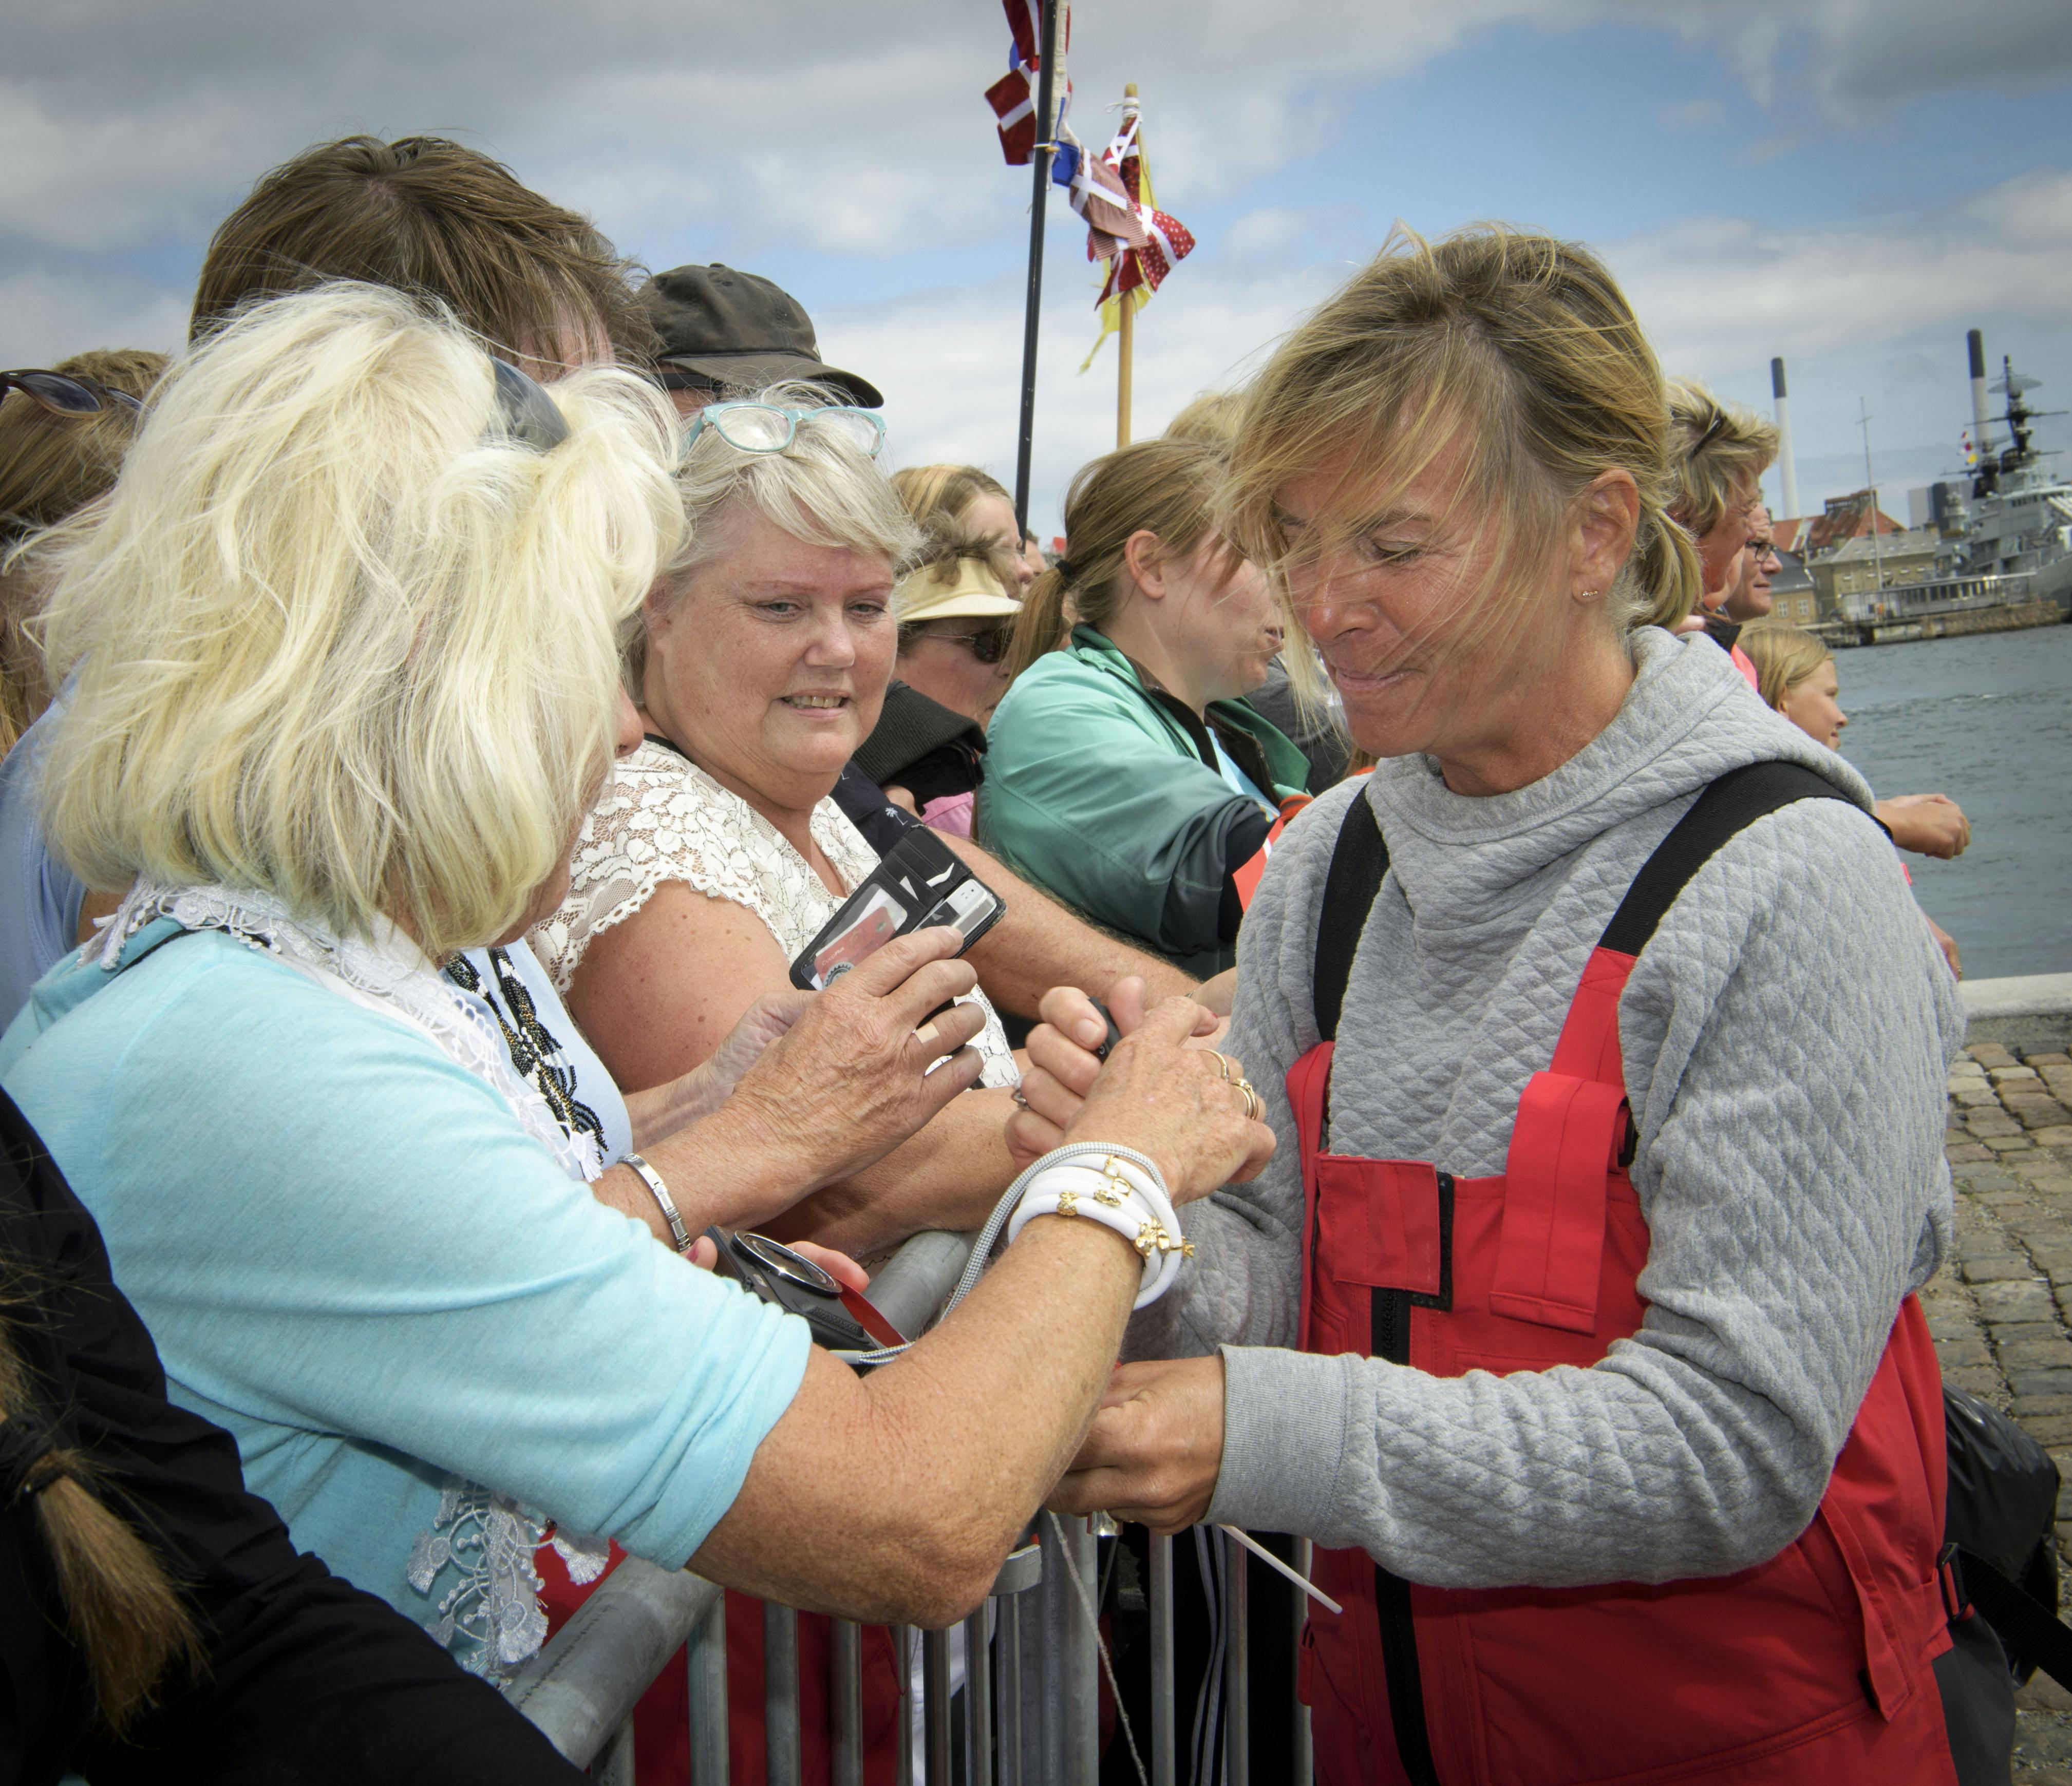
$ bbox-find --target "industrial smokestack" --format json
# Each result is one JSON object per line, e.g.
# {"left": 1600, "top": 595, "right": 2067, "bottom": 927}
{"left": 1969, "top": 329, "right": 1993, "bottom": 462}
{"left": 1770, "top": 357, "right": 1799, "bottom": 519}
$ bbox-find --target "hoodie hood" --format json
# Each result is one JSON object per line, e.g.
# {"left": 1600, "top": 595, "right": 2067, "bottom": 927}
{"left": 1366, "top": 627, "right": 1871, "bottom": 919}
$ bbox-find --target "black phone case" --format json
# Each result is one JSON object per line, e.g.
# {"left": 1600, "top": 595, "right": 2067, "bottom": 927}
{"left": 788, "top": 827, "right": 1006, "bottom": 991}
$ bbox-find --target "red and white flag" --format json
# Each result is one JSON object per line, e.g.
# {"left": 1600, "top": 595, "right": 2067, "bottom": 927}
{"left": 1074, "top": 107, "right": 1195, "bottom": 366}
{"left": 984, "top": 0, "right": 1070, "bottom": 167}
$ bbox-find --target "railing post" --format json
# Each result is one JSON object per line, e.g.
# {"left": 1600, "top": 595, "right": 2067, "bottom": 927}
{"left": 895, "top": 1625, "right": 915, "bottom": 1786}
{"left": 1036, "top": 1515, "right": 1098, "bottom": 1785}
{"left": 596, "top": 1716, "right": 636, "bottom": 1786}
{"left": 687, "top": 1590, "right": 729, "bottom": 1786}
{"left": 923, "top": 1626, "right": 953, "bottom": 1783}
{"left": 1150, "top": 1533, "right": 1175, "bottom": 1786}
{"left": 964, "top": 1603, "right": 992, "bottom": 1786}
{"left": 1293, "top": 1538, "right": 1314, "bottom": 1783}
{"left": 996, "top": 1592, "right": 1022, "bottom": 1786}
{"left": 764, "top": 1603, "right": 801, "bottom": 1786}
{"left": 830, "top": 1619, "right": 863, "bottom": 1786}
{"left": 1224, "top": 1530, "right": 1250, "bottom": 1786}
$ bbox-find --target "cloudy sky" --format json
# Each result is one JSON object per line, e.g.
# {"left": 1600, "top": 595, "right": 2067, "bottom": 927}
{"left": 5, "top": 0, "right": 2070, "bottom": 536}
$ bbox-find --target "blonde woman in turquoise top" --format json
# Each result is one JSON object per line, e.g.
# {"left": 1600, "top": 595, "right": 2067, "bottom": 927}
{"left": 982, "top": 438, "right": 1311, "bottom": 976}
{"left": 0, "top": 287, "right": 1270, "bottom": 1674}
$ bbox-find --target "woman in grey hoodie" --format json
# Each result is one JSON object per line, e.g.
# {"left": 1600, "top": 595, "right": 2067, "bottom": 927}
{"left": 1015, "top": 229, "right": 1969, "bottom": 1785}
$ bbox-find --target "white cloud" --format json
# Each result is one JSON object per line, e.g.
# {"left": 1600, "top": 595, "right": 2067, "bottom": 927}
{"left": 2, "top": 0, "right": 2060, "bottom": 265}
{"left": 1608, "top": 169, "right": 2072, "bottom": 375}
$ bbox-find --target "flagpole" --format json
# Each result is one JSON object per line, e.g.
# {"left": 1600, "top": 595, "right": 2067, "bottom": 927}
{"left": 1115, "top": 83, "right": 1139, "bottom": 448}
{"left": 1011, "top": 0, "right": 1063, "bottom": 536}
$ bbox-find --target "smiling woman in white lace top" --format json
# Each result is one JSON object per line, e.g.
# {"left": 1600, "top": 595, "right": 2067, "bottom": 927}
{"left": 539, "top": 386, "right": 1025, "bottom": 1259}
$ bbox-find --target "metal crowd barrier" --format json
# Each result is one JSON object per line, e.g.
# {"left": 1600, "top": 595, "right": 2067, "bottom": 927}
{"left": 507, "top": 1230, "right": 1317, "bottom": 1784}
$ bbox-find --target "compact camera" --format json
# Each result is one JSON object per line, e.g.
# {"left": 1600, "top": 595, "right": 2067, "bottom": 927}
{"left": 705, "top": 1227, "right": 907, "bottom": 1364}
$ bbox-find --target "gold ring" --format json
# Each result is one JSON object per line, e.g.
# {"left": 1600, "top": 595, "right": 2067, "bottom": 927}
{"left": 1238, "top": 1078, "right": 1263, "bottom": 1122}
{"left": 1208, "top": 1050, "right": 1236, "bottom": 1083}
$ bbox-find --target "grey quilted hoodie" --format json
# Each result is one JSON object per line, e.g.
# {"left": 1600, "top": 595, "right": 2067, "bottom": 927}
{"left": 1127, "top": 627, "right": 1965, "bottom": 1589}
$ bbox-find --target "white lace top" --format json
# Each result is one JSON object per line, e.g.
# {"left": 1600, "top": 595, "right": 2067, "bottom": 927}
{"left": 534, "top": 741, "right": 1019, "bottom": 1089}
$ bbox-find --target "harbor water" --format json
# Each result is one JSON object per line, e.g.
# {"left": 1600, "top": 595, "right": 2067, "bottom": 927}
{"left": 1832, "top": 621, "right": 2072, "bottom": 980}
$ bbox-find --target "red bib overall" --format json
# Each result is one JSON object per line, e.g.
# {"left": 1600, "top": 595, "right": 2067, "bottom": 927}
{"left": 1289, "top": 766, "right": 1958, "bottom": 1786}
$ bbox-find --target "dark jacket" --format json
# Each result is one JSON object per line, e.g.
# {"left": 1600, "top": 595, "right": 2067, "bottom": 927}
{"left": 0, "top": 1089, "right": 584, "bottom": 1786}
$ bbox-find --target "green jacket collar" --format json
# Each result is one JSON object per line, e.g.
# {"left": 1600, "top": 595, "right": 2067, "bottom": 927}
{"left": 1065, "top": 626, "right": 1311, "bottom": 800}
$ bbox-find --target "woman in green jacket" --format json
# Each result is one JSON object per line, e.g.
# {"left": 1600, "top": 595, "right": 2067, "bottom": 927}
{"left": 981, "top": 438, "right": 1311, "bottom": 975}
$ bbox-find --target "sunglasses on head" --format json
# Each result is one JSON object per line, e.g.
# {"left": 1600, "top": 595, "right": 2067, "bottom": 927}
{"left": 926, "top": 625, "right": 1013, "bottom": 664}
{"left": 683, "top": 401, "right": 886, "bottom": 461}
{"left": 488, "top": 357, "right": 570, "bottom": 452}
{"left": 1, "top": 370, "right": 145, "bottom": 419}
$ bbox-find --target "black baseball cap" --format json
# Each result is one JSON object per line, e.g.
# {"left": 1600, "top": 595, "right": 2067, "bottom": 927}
{"left": 639, "top": 264, "right": 883, "bottom": 409}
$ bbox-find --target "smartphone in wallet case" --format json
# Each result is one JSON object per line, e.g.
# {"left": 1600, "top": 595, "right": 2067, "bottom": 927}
{"left": 788, "top": 826, "right": 1005, "bottom": 992}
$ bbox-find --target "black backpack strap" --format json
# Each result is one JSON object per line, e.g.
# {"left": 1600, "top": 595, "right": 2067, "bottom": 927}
{"left": 1956, "top": 1548, "right": 2072, "bottom": 1694}
{"left": 1311, "top": 792, "right": 1388, "bottom": 1044}
{"left": 1597, "top": 761, "right": 1860, "bottom": 957}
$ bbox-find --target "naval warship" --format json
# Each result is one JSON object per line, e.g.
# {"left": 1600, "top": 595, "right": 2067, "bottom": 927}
{"left": 1834, "top": 330, "right": 2072, "bottom": 643}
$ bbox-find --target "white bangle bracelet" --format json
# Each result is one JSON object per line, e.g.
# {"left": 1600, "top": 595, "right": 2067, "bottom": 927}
{"left": 1006, "top": 1155, "right": 1191, "bottom": 1308}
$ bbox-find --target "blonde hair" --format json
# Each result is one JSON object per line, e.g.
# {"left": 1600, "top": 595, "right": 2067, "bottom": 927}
{"left": 1739, "top": 622, "right": 1833, "bottom": 712}
{"left": 1666, "top": 378, "right": 1778, "bottom": 539}
{"left": 890, "top": 464, "right": 1014, "bottom": 536}
{"left": 1004, "top": 436, "right": 1234, "bottom": 685}
{"left": 0, "top": 1302, "right": 200, "bottom": 1733}
{"left": 1222, "top": 224, "right": 1702, "bottom": 645}
{"left": 32, "top": 282, "right": 683, "bottom": 958}
{"left": 0, "top": 349, "right": 167, "bottom": 754}
{"left": 1163, "top": 390, "right": 1244, "bottom": 445}
{"left": 642, "top": 384, "right": 920, "bottom": 676}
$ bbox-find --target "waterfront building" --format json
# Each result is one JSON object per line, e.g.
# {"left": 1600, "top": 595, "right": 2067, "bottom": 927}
{"left": 1767, "top": 547, "right": 1825, "bottom": 625}
{"left": 1810, "top": 526, "right": 1942, "bottom": 607}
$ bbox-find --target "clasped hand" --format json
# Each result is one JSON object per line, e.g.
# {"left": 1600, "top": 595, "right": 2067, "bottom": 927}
{"left": 1007, "top": 979, "right": 1272, "bottom": 1202}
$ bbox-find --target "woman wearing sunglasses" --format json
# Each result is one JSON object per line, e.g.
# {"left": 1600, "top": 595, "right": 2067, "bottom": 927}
{"left": 980, "top": 436, "right": 1309, "bottom": 977}
{"left": 843, "top": 528, "right": 1024, "bottom": 839}
{"left": 537, "top": 387, "right": 1031, "bottom": 1261}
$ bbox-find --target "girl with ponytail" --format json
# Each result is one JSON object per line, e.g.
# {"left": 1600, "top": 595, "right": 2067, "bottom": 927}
{"left": 981, "top": 437, "right": 1311, "bottom": 975}
{"left": 0, "top": 1084, "right": 587, "bottom": 1784}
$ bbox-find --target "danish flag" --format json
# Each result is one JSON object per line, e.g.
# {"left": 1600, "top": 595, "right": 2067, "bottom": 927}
{"left": 984, "top": 0, "right": 1070, "bottom": 166}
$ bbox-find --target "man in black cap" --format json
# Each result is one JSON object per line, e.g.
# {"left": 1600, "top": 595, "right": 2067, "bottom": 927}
{"left": 641, "top": 263, "right": 882, "bottom": 416}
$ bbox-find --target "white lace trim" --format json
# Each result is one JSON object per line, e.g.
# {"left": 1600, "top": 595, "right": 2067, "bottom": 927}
{"left": 103, "top": 879, "right": 601, "bottom": 1679}
{"left": 534, "top": 742, "right": 1020, "bottom": 1089}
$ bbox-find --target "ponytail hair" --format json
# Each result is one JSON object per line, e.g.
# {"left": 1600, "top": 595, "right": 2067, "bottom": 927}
{"left": 1002, "top": 436, "right": 1233, "bottom": 685}
{"left": 0, "top": 1307, "right": 199, "bottom": 1731}
{"left": 1628, "top": 489, "right": 1704, "bottom": 632}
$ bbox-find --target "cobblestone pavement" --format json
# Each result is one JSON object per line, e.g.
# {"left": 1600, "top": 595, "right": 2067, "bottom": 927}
{"left": 1934, "top": 1043, "right": 2072, "bottom": 1777}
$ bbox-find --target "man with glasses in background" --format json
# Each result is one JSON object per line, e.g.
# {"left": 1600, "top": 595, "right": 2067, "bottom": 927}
{"left": 1725, "top": 501, "right": 1781, "bottom": 624}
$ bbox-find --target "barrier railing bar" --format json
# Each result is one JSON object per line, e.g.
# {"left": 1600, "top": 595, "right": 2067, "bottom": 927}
{"left": 997, "top": 1582, "right": 1024, "bottom": 1786}
{"left": 1224, "top": 1530, "right": 1250, "bottom": 1786}
{"left": 896, "top": 1625, "right": 915, "bottom": 1786}
{"left": 505, "top": 1554, "right": 718, "bottom": 1766}
{"left": 1149, "top": 1532, "right": 1175, "bottom": 1786}
{"left": 924, "top": 1626, "right": 953, "bottom": 1783}
{"left": 964, "top": 1602, "right": 993, "bottom": 1786}
{"left": 1294, "top": 1538, "right": 1313, "bottom": 1783}
{"left": 596, "top": 1715, "right": 636, "bottom": 1786}
{"left": 689, "top": 1588, "right": 728, "bottom": 1786}
{"left": 764, "top": 1602, "right": 801, "bottom": 1786}
{"left": 831, "top": 1617, "right": 863, "bottom": 1786}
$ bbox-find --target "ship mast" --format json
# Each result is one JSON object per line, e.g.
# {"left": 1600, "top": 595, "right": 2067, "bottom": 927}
{"left": 1859, "top": 397, "right": 1885, "bottom": 601}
